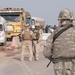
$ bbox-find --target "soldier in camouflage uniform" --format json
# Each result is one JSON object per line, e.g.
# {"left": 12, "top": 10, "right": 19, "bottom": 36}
{"left": 20, "top": 24, "right": 33, "bottom": 61}
{"left": 33, "top": 23, "right": 43, "bottom": 61}
{"left": 43, "top": 8, "right": 75, "bottom": 75}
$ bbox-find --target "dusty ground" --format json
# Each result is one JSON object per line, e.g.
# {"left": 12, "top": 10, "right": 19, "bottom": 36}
{"left": 0, "top": 38, "right": 46, "bottom": 59}
{"left": 0, "top": 38, "right": 55, "bottom": 75}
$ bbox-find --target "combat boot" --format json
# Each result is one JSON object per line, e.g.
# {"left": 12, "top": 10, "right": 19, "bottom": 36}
{"left": 35, "top": 57, "right": 39, "bottom": 61}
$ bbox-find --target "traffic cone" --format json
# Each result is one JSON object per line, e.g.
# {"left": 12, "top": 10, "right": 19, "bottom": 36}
{"left": 5, "top": 46, "right": 14, "bottom": 50}
{"left": 11, "top": 37, "right": 16, "bottom": 47}
{"left": 5, "top": 37, "right": 16, "bottom": 50}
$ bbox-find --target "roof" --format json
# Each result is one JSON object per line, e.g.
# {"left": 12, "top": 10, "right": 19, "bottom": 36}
{"left": 0, "top": 8, "right": 24, "bottom": 13}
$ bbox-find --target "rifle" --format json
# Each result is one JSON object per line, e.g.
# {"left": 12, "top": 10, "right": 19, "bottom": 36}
{"left": 47, "top": 56, "right": 53, "bottom": 67}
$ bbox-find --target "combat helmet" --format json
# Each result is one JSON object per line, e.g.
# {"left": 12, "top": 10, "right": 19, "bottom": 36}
{"left": 58, "top": 8, "right": 74, "bottom": 21}
{"left": 35, "top": 23, "right": 40, "bottom": 26}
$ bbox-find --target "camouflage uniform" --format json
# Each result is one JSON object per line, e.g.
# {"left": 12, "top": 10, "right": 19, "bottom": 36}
{"left": 21, "top": 24, "right": 33, "bottom": 61}
{"left": 43, "top": 8, "right": 75, "bottom": 75}
{"left": 33, "top": 23, "right": 43, "bottom": 61}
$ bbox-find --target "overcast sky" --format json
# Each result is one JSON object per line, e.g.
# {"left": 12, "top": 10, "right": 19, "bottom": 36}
{"left": 0, "top": 0, "right": 75, "bottom": 25}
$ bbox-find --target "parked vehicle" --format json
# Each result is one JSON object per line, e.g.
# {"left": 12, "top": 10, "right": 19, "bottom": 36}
{"left": 31, "top": 17, "right": 45, "bottom": 30}
{"left": 0, "top": 16, "right": 7, "bottom": 45}
{"left": 45, "top": 25, "right": 54, "bottom": 33}
{"left": 25, "top": 12, "right": 32, "bottom": 26}
{"left": 0, "top": 8, "right": 25, "bottom": 40}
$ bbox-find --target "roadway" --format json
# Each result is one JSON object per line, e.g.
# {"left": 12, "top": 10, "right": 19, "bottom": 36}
{"left": 0, "top": 39, "right": 55, "bottom": 75}
{"left": 0, "top": 52, "right": 55, "bottom": 75}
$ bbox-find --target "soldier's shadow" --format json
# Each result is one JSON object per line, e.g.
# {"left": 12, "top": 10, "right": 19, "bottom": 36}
{"left": 13, "top": 57, "right": 29, "bottom": 61}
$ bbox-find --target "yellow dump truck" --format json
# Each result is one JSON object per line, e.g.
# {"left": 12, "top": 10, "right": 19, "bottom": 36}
{"left": 0, "top": 8, "right": 25, "bottom": 40}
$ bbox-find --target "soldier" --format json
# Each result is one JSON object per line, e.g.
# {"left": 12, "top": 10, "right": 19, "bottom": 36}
{"left": 43, "top": 8, "right": 75, "bottom": 75}
{"left": 33, "top": 23, "right": 43, "bottom": 61}
{"left": 45, "top": 25, "right": 48, "bottom": 33}
{"left": 20, "top": 23, "right": 33, "bottom": 61}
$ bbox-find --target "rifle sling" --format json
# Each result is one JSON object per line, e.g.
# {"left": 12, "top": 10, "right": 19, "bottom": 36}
{"left": 53, "top": 24, "right": 73, "bottom": 43}
{"left": 51, "top": 24, "right": 73, "bottom": 55}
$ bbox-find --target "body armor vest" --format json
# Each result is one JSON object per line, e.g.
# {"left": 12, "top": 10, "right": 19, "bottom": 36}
{"left": 52, "top": 25, "right": 75, "bottom": 58}
{"left": 33, "top": 29, "right": 40, "bottom": 40}
{"left": 23, "top": 30, "right": 32, "bottom": 40}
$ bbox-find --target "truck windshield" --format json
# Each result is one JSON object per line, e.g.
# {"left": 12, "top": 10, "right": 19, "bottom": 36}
{"left": 31, "top": 19, "right": 35, "bottom": 25}
{"left": 26, "top": 18, "right": 31, "bottom": 26}
{"left": 2, "top": 15, "right": 20, "bottom": 22}
{"left": 0, "top": 24, "right": 3, "bottom": 31}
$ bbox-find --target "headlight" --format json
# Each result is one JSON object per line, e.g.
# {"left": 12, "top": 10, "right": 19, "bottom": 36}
{"left": 7, "top": 25, "right": 14, "bottom": 31}
{"left": 16, "top": 30, "right": 21, "bottom": 32}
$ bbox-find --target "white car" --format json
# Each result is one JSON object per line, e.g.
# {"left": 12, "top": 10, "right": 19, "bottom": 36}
{"left": 0, "top": 16, "right": 7, "bottom": 45}
{"left": 0, "top": 31, "right": 6, "bottom": 45}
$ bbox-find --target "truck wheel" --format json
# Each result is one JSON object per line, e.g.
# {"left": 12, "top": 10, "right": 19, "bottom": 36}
{"left": 2, "top": 42, "right": 6, "bottom": 46}
{"left": 2, "top": 43, "right": 5, "bottom": 46}
{"left": 7, "top": 38, "right": 11, "bottom": 41}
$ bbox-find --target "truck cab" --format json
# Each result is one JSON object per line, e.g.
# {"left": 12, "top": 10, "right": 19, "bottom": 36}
{"left": 25, "top": 12, "right": 32, "bottom": 26}
{"left": 0, "top": 8, "right": 25, "bottom": 40}
{"left": 0, "top": 16, "right": 7, "bottom": 45}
